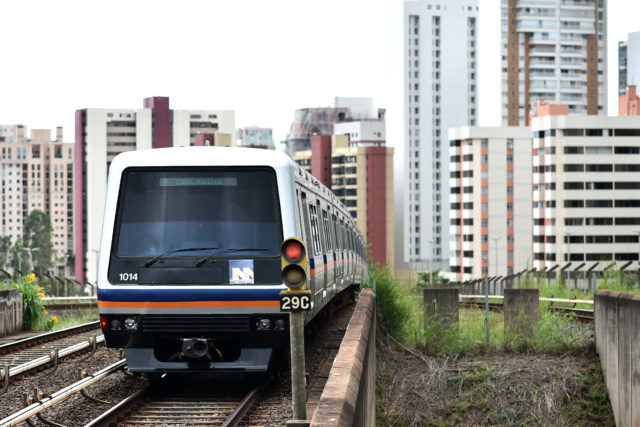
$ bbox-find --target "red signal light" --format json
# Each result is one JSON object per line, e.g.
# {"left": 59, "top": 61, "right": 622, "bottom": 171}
{"left": 100, "top": 316, "right": 108, "bottom": 331}
{"left": 284, "top": 240, "right": 304, "bottom": 261}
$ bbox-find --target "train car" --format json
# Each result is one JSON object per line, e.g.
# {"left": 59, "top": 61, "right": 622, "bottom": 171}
{"left": 97, "top": 146, "right": 367, "bottom": 372}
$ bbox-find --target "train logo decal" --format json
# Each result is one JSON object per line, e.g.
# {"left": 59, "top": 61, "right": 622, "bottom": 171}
{"left": 229, "top": 260, "right": 255, "bottom": 284}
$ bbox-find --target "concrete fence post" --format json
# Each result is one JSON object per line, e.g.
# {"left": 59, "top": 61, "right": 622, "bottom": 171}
{"left": 503, "top": 288, "right": 539, "bottom": 341}
{"left": 423, "top": 288, "right": 459, "bottom": 329}
{"left": 0, "top": 289, "right": 23, "bottom": 337}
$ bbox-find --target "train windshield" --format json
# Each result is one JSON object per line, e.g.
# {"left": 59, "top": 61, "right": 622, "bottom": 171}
{"left": 113, "top": 167, "right": 282, "bottom": 258}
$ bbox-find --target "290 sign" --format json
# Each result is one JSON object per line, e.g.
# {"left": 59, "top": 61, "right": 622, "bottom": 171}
{"left": 280, "top": 292, "right": 311, "bottom": 312}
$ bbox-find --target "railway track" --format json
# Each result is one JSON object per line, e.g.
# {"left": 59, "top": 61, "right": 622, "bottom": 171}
{"left": 0, "top": 321, "right": 103, "bottom": 390}
{"left": 0, "top": 359, "right": 127, "bottom": 426}
{"left": 85, "top": 375, "right": 268, "bottom": 426}
{"left": 461, "top": 301, "right": 594, "bottom": 322}
{"left": 42, "top": 296, "right": 98, "bottom": 311}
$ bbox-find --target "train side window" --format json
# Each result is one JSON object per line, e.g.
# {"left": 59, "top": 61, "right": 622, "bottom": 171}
{"left": 321, "top": 209, "right": 332, "bottom": 251}
{"left": 309, "top": 203, "right": 321, "bottom": 256}
{"left": 331, "top": 214, "right": 340, "bottom": 249}
{"left": 316, "top": 202, "right": 326, "bottom": 253}
{"left": 300, "top": 191, "right": 312, "bottom": 251}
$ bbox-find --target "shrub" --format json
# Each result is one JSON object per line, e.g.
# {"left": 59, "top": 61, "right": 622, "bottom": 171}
{"left": 14, "top": 273, "right": 45, "bottom": 330}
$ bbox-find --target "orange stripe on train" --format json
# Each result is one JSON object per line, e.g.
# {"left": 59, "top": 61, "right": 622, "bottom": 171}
{"left": 98, "top": 300, "right": 280, "bottom": 309}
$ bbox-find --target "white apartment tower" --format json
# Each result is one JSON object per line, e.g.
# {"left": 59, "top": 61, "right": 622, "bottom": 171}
{"left": 619, "top": 31, "right": 640, "bottom": 96}
{"left": 403, "top": 0, "right": 479, "bottom": 270}
{"left": 448, "top": 126, "right": 533, "bottom": 281}
{"left": 531, "top": 115, "right": 640, "bottom": 270}
{"left": 501, "top": 0, "right": 607, "bottom": 125}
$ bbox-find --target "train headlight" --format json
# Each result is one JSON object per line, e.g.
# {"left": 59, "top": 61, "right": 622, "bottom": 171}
{"left": 111, "top": 319, "right": 122, "bottom": 331}
{"left": 274, "top": 319, "right": 286, "bottom": 331}
{"left": 281, "top": 237, "right": 308, "bottom": 290}
{"left": 256, "top": 318, "right": 271, "bottom": 331}
{"left": 123, "top": 317, "right": 138, "bottom": 331}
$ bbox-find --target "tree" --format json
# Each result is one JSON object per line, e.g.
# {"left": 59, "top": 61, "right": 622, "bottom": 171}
{"left": 10, "top": 238, "right": 29, "bottom": 277}
{"left": 23, "top": 209, "right": 54, "bottom": 276}
{"left": 417, "top": 269, "right": 451, "bottom": 288}
{"left": 0, "top": 236, "right": 11, "bottom": 270}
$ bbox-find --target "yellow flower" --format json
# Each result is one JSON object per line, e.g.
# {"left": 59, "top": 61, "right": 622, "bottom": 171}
{"left": 51, "top": 316, "right": 59, "bottom": 323}
{"left": 37, "top": 292, "right": 45, "bottom": 298}
{"left": 44, "top": 310, "right": 49, "bottom": 315}
{"left": 28, "top": 273, "right": 36, "bottom": 283}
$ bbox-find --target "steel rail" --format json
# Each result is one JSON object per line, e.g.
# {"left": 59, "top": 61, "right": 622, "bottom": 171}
{"left": 85, "top": 377, "right": 268, "bottom": 426}
{"left": 83, "top": 385, "right": 149, "bottom": 427}
{"left": 0, "top": 335, "right": 104, "bottom": 379}
{"left": 221, "top": 383, "right": 263, "bottom": 427}
{"left": 0, "top": 321, "right": 100, "bottom": 356}
{"left": 460, "top": 295, "right": 593, "bottom": 305}
{"left": 0, "top": 359, "right": 126, "bottom": 427}
{"left": 43, "top": 303, "right": 98, "bottom": 311}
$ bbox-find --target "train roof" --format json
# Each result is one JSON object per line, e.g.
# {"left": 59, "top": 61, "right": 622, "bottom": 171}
{"left": 109, "top": 146, "right": 294, "bottom": 169}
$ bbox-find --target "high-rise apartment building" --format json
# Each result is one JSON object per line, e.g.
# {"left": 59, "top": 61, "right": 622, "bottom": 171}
{"left": 619, "top": 31, "right": 640, "bottom": 96}
{"left": 531, "top": 114, "right": 640, "bottom": 270}
{"left": 502, "top": 0, "right": 607, "bottom": 125}
{"left": 74, "top": 97, "right": 234, "bottom": 284}
{"left": 0, "top": 125, "right": 74, "bottom": 275}
{"left": 448, "top": 126, "right": 533, "bottom": 281}
{"left": 403, "top": 0, "right": 479, "bottom": 271}
{"left": 293, "top": 120, "right": 394, "bottom": 268}
{"left": 282, "top": 97, "right": 380, "bottom": 158}
{"left": 619, "top": 85, "right": 640, "bottom": 116}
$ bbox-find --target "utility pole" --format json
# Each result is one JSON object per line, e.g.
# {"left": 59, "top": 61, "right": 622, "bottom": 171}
{"left": 429, "top": 239, "right": 435, "bottom": 286}
{"left": 492, "top": 236, "right": 500, "bottom": 277}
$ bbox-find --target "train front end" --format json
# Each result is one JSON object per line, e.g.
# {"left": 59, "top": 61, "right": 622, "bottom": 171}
{"left": 96, "top": 147, "right": 298, "bottom": 373}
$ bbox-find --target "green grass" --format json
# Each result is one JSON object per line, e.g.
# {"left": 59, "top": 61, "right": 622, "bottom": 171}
{"left": 560, "top": 355, "right": 615, "bottom": 426}
{"left": 365, "top": 268, "right": 593, "bottom": 357}
{"left": 49, "top": 309, "right": 99, "bottom": 330}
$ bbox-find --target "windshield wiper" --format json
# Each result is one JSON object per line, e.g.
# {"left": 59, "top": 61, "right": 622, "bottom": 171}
{"left": 196, "top": 248, "right": 269, "bottom": 267}
{"left": 145, "top": 247, "right": 219, "bottom": 267}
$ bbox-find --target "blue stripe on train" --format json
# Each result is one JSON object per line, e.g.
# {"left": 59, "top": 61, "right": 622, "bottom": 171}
{"left": 98, "top": 287, "right": 283, "bottom": 302}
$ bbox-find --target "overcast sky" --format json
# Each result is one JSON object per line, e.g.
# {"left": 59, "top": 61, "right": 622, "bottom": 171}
{"left": 1, "top": 0, "right": 639, "bottom": 152}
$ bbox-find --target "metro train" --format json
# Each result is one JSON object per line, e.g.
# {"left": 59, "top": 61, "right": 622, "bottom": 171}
{"left": 97, "top": 146, "right": 367, "bottom": 372}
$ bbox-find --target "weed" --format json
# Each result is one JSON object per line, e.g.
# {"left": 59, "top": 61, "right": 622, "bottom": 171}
{"left": 14, "top": 273, "right": 45, "bottom": 330}
{"left": 561, "top": 356, "right": 614, "bottom": 425}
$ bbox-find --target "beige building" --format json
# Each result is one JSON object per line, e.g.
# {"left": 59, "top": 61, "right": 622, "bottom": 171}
{"left": 531, "top": 114, "right": 640, "bottom": 271}
{"left": 294, "top": 132, "right": 394, "bottom": 268}
{"left": 448, "top": 126, "right": 533, "bottom": 281}
{"left": 0, "top": 125, "right": 74, "bottom": 274}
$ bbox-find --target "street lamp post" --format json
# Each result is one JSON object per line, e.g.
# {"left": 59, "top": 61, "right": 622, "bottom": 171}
{"left": 634, "top": 230, "right": 640, "bottom": 267}
{"left": 491, "top": 236, "right": 500, "bottom": 277}
{"left": 565, "top": 232, "right": 572, "bottom": 285}
{"left": 23, "top": 247, "right": 40, "bottom": 273}
{"left": 429, "top": 239, "right": 435, "bottom": 286}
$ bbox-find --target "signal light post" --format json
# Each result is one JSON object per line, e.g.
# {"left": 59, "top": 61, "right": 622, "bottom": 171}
{"left": 280, "top": 237, "right": 311, "bottom": 423}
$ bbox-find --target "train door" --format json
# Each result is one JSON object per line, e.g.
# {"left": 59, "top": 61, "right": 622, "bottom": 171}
{"left": 307, "top": 199, "right": 324, "bottom": 308}
{"left": 339, "top": 221, "right": 345, "bottom": 279}
{"left": 299, "top": 191, "right": 314, "bottom": 293}
{"left": 321, "top": 207, "right": 333, "bottom": 296}
{"left": 332, "top": 213, "right": 342, "bottom": 282}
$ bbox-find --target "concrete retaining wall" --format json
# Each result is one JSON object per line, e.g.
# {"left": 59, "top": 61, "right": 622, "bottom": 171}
{"left": 0, "top": 289, "right": 23, "bottom": 337}
{"left": 595, "top": 290, "right": 640, "bottom": 427}
{"left": 310, "top": 288, "right": 376, "bottom": 426}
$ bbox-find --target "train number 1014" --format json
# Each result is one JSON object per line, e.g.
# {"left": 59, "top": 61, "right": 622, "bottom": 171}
{"left": 119, "top": 272, "right": 138, "bottom": 282}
